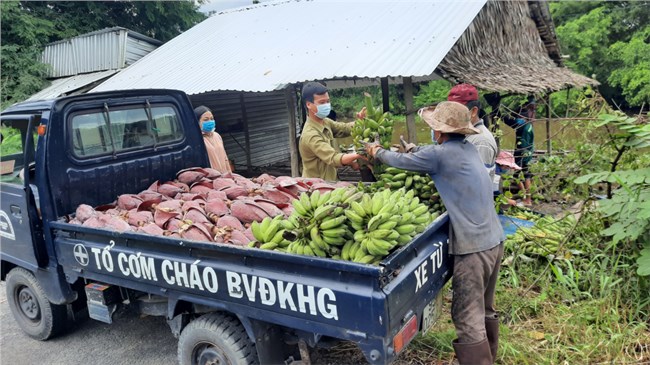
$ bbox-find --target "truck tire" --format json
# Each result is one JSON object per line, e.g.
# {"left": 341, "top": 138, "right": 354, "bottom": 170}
{"left": 5, "top": 267, "right": 68, "bottom": 340}
{"left": 178, "top": 312, "right": 259, "bottom": 365}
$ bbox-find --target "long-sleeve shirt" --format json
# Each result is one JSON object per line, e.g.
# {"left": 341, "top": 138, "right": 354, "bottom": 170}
{"left": 299, "top": 117, "right": 353, "bottom": 181}
{"left": 376, "top": 136, "right": 504, "bottom": 255}
{"left": 465, "top": 119, "right": 498, "bottom": 180}
{"left": 502, "top": 113, "right": 534, "bottom": 163}
{"left": 203, "top": 132, "right": 232, "bottom": 173}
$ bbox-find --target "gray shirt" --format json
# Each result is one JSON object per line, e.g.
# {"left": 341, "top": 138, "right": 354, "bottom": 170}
{"left": 465, "top": 119, "right": 498, "bottom": 180}
{"left": 376, "top": 136, "right": 504, "bottom": 255}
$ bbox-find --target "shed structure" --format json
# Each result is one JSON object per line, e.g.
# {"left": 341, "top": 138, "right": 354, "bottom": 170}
{"left": 27, "top": 27, "right": 161, "bottom": 101}
{"left": 92, "top": 0, "right": 597, "bottom": 177}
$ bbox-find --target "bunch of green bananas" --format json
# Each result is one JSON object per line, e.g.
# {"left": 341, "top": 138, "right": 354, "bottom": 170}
{"left": 248, "top": 215, "right": 292, "bottom": 250}
{"left": 248, "top": 187, "right": 440, "bottom": 265}
{"left": 342, "top": 188, "right": 437, "bottom": 264}
{"left": 351, "top": 93, "right": 394, "bottom": 151}
{"left": 372, "top": 167, "right": 446, "bottom": 214}
{"left": 280, "top": 188, "right": 362, "bottom": 258}
{"left": 504, "top": 212, "right": 577, "bottom": 258}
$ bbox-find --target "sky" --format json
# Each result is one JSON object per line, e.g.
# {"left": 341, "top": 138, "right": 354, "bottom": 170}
{"left": 199, "top": 0, "right": 263, "bottom": 14}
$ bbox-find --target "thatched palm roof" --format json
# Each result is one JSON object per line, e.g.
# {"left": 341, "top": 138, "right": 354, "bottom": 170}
{"left": 438, "top": 0, "right": 598, "bottom": 94}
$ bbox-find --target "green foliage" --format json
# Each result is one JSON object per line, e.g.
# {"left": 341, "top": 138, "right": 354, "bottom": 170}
{"left": 639, "top": 245, "right": 650, "bottom": 276}
{"left": 20, "top": 1, "right": 206, "bottom": 43}
{"left": 1, "top": 1, "right": 53, "bottom": 108}
{"left": 329, "top": 79, "right": 452, "bottom": 120}
{"left": 551, "top": 1, "right": 650, "bottom": 108}
{"left": 608, "top": 26, "right": 650, "bottom": 107}
{"left": 412, "top": 79, "right": 452, "bottom": 109}
{"left": 0, "top": 126, "right": 24, "bottom": 156}
{"left": 574, "top": 112, "right": 650, "bottom": 277}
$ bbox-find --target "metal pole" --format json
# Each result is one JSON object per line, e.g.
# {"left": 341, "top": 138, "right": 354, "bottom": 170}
{"left": 545, "top": 93, "right": 552, "bottom": 154}
{"left": 286, "top": 87, "right": 300, "bottom": 177}
{"left": 239, "top": 93, "right": 252, "bottom": 172}
{"left": 403, "top": 77, "right": 417, "bottom": 144}
{"left": 380, "top": 77, "right": 389, "bottom": 113}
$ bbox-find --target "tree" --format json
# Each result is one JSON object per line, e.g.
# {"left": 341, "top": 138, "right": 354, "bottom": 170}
{"left": 551, "top": 1, "right": 650, "bottom": 109}
{"left": 1, "top": 1, "right": 53, "bottom": 108}
{"left": 1, "top": 1, "right": 206, "bottom": 109}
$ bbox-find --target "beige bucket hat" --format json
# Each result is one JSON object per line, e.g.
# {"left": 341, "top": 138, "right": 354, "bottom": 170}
{"left": 418, "top": 101, "right": 480, "bottom": 135}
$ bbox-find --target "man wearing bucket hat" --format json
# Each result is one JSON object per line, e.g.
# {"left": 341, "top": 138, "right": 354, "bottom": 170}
{"left": 365, "top": 101, "right": 505, "bottom": 365}
{"left": 447, "top": 84, "right": 498, "bottom": 181}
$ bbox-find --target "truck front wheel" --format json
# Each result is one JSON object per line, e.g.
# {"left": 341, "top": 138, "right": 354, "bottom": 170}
{"left": 178, "top": 312, "right": 259, "bottom": 365}
{"left": 5, "top": 267, "right": 68, "bottom": 340}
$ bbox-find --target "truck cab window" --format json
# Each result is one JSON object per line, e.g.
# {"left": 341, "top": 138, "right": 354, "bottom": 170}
{"left": 71, "top": 105, "right": 183, "bottom": 158}
{"left": 0, "top": 122, "right": 37, "bottom": 184}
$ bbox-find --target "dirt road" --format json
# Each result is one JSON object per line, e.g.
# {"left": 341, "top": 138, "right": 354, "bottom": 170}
{"left": 0, "top": 281, "right": 178, "bottom": 365}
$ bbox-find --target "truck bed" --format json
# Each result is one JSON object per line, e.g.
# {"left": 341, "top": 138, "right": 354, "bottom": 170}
{"left": 50, "top": 212, "right": 451, "bottom": 364}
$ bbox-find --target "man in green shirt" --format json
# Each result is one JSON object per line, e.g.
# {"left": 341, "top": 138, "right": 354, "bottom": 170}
{"left": 299, "top": 82, "right": 366, "bottom": 181}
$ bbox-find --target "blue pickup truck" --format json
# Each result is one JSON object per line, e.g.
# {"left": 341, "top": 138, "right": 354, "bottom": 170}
{"left": 0, "top": 89, "right": 452, "bottom": 365}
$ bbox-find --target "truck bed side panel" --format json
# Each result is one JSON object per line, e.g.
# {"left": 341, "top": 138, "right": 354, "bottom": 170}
{"left": 52, "top": 224, "right": 387, "bottom": 341}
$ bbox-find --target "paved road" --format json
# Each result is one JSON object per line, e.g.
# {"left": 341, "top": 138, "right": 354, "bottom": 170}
{"left": 0, "top": 281, "right": 178, "bottom": 365}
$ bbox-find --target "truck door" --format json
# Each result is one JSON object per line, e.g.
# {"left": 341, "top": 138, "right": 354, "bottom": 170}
{"left": 0, "top": 115, "right": 46, "bottom": 269}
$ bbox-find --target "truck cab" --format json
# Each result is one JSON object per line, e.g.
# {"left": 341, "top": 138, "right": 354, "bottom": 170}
{"left": 1, "top": 89, "right": 207, "bottom": 335}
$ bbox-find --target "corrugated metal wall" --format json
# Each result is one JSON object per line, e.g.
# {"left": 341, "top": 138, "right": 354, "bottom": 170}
{"left": 41, "top": 28, "right": 160, "bottom": 79}
{"left": 42, "top": 29, "right": 127, "bottom": 78}
{"left": 190, "top": 90, "right": 293, "bottom": 169}
{"left": 125, "top": 36, "right": 159, "bottom": 66}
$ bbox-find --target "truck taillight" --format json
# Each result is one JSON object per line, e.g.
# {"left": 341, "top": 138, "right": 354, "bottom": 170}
{"left": 37, "top": 125, "right": 47, "bottom": 136}
{"left": 393, "top": 315, "right": 418, "bottom": 354}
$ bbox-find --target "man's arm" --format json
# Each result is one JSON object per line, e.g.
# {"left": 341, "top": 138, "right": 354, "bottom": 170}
{"left": 329, "top": 120, "right": 355, "bottom": 138}
{"left": 375, "top": 146, "right": 437, "bottom": 174}
{"left": 499, "top": 111, "right": 522, "bottom": 130}
{"left": 306, "top": 133, "right": 364, "bottom": 167}
{"left": 306, "top": 134, "right": 346, "bottom": 167}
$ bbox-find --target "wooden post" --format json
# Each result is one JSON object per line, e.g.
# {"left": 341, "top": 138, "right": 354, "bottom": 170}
{"left": 545, "top": 93, "right": 552, "bottom": 154}
{"left": 286, "top": 87, "right": 300, "bottom": 177}
{"left": 239, "top": 93, "right": 252, "bottom": 173}
{"left": 403, "top": 77, "right": 417, "bottom": 144}
{"left": 380, "top": 77, "right": 390, "bottom": 113}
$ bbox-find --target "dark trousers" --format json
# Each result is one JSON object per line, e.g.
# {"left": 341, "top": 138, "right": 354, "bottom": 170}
{"left": 451, "top": 243, "right": 504, "bottom": 343}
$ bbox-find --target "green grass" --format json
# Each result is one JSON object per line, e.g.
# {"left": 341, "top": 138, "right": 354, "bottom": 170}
{"left": 408, "top": 280, "right": 649, "bottom": 364}
{"left": 397, "top": 208, "right": 650, "bottom": 365}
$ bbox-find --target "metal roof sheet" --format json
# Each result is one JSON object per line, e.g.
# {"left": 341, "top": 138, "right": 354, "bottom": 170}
{"left": 26, "top": 70, "right": 119, "bottom": 102}
{"left": 93, "top": 0, "right": 486, "bottom": 94}
{"left": 42, "top": 27, "right": 160, "bottom": 78}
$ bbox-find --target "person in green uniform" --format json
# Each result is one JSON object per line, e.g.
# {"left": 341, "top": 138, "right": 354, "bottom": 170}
{"left": 299, "top": 82, "right": 366, "bottom": 181}
{"left": 500, "top": 96, "right": 536, "bottom": 206}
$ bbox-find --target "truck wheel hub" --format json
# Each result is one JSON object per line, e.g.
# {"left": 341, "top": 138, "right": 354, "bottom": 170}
{"left": 17, "top": 286, "right": 40, "bottom": 320}
{"left": 194, "top": 343, "right": 228, "bottom": 365}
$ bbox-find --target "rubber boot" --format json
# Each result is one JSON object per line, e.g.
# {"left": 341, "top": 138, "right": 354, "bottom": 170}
{"left": 485, "top": 318, "right": 499, "bottom": 363}
{"left": 452, "top": 338, "right": 492, "bottom": 365}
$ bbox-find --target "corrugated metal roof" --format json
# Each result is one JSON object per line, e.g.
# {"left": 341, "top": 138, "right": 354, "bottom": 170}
{"left": 26, "top": 70, "right": 119, "bottom": 101}
{"left": 42, "top": 27, "right": 161, "bottom": 79}
{"left": 93, "top": 0, "right": 486, "bottom": 94}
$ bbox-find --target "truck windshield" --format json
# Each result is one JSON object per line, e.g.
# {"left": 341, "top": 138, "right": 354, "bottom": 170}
{"left": 71, "top": 104, "right": 183, "bottom": 158}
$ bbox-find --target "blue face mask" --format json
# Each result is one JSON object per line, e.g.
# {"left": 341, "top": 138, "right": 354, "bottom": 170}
{"left": 201, "top": 120, "right": 215, "bottom": 133}
{"left": 314, "top": 103, "right": 332, "bottom": 119}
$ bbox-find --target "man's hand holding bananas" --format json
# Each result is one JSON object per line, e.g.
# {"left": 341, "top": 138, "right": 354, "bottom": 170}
{"left": 363, "top": 141, "right": 383, "bottom": 158}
